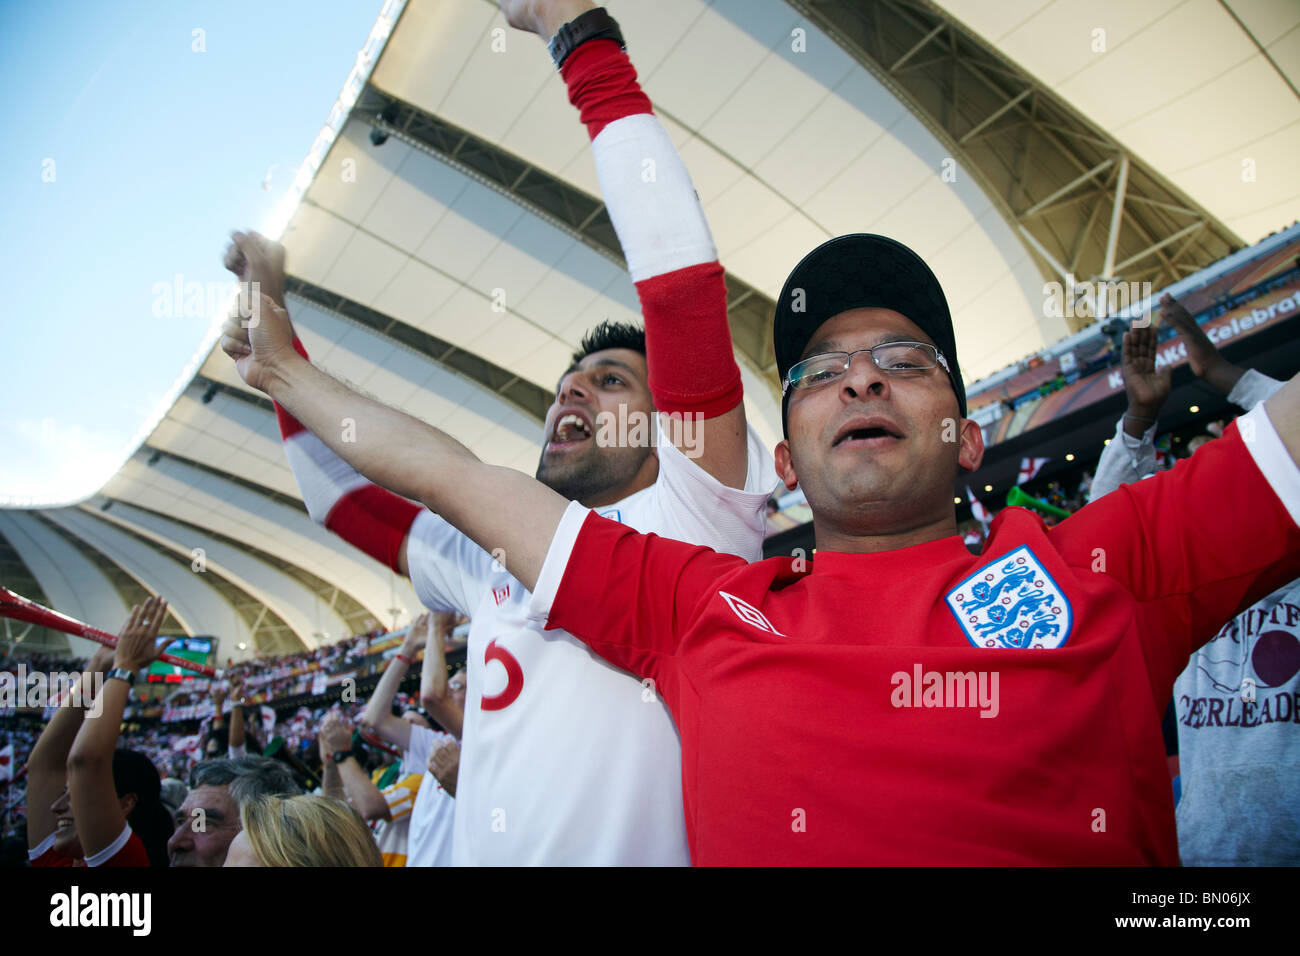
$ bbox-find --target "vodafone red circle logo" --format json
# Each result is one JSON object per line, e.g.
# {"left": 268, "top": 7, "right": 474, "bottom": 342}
{"left": 480, "top": 638, "right": 524, "bottom": 711}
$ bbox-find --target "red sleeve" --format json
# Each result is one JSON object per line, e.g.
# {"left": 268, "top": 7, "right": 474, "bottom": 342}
{"left": 563, "top": 39, "right": 742, "bottom": 420}
{"left": 1052, "top": 414, "right": 1300, "bottom": 688}
{"left": 324, "top": 486, "right": 422, "bottom": 574}
{"left": 545, "top": 511, "right": 745, "bottom": 685}
{"left": 273, "top": 335, "right": 313, "bottom": 439}
{"left": 561, "top": 38, "right": 651, "bottom": 139}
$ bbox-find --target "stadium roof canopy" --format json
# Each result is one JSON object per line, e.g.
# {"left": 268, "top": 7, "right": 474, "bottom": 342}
{"left": 4, "top": 0, "right": 1297, "bottom": 660}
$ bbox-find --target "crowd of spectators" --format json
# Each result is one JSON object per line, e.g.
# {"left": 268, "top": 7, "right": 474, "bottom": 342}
{"left": 1, "top": 612, "right": 466, "bottom": 865}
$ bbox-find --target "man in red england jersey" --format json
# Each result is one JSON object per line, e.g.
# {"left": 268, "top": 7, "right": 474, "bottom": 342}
{"left": 223, "top": 223, "right": 1300, "bottom": 864}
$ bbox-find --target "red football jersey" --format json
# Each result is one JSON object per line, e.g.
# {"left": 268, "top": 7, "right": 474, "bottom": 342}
{"left": 537, "top": 408, "right": 1300, "bottom": 865}
{"left": 30, "top": 826, "right": 150, "bottom": 868}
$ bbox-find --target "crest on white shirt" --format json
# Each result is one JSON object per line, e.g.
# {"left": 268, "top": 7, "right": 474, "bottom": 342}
{"left": 719, "top": 591, "right": 785, "bottom": 637}
{"left": 946, "top": 546, "right": 1072, "bottom": 649}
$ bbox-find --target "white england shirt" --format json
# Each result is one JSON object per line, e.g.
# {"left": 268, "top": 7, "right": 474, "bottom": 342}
{"left": 406, "top": 424, "right": 775, "bottom": 865}
{"left": 402, "top": 724, "right": 456, "bottom": 867}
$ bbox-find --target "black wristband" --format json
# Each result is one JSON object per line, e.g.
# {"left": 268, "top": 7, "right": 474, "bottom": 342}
{"left": 548, "top": 7, "right": 624, "bottom": 70}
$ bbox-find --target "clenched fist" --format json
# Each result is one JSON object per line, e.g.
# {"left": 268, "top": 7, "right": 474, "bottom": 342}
{"left": 428, "top": 737, "right": 460, "bottom": 797}
{"left": 220, "top": 293, "right": 299, "bottom": 394}
{"left": 224, "top": 230, "right": 286, "bottom": 309}
{"left": 319, "top": 711, "right": 355, "bottom": 755}
{"left": 498, "top": 0, "right": 596, "bottom": 39}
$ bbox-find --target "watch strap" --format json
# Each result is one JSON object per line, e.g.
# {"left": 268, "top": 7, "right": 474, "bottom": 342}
{"left": 549, "top": 7, "right": 624, "bottom": 70}
{"left": 106, "top": 667, "right": 136, "bottom": 686}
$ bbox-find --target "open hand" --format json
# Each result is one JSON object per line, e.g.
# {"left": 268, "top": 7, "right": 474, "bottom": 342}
{"left": 113, "top": 596, "right": 169, "bottom": 672}
{"left": 1159, "top": 294, "right": 1218, "bottom": 380}
{"left": 1121, "top": 322, "right": 1171, "bottom": 419}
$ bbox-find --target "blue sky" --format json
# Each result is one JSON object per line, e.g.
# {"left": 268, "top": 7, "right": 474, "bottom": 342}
{"left": 0, "top": 0, "right": 385, "bottom": 504}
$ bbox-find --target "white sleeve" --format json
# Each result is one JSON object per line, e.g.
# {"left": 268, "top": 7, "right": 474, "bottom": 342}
{"left": 1240, "top": 403, "right": 1300, "bottom": 527}
{"left": 649, "top": 419, "right": 776, "bottom": 561}
{"left": 526, "top": 501, "right": 592, "bottom": 627}
{"left": 281, "top": 429, "right": 370, "bottom": 524}
{"left": 402, "top": 724, "right": 435, "bottom": 775}
{"left": 404, "top": 509, "right": 495, "bottom": 616}
{"left": 592, "top": 113, "right": 715, "bottom": 282}
{"left": 1089, "top": 417, "right": 1157, "bottom": 502}
{"left": 1227, "top": 368, "right": 1285, "bottom": 410}
{"left": 227, "top": 742, "right": 246, "bottom": 759}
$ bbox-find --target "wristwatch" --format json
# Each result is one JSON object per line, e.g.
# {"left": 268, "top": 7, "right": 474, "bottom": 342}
{"left": 331, "top": 749, "right": 355, "bottom": 766}
{"left": 548, "top": 7, "right": 624, "bottom": 70}
{"left": 106, "top": 667, "right": 136, "bottom": 686}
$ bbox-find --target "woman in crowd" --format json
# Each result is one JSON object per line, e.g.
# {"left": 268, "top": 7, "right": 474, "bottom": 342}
{"left": 224, "top": 794, "right": 382, "bottom": 867}
{"left": 28, "top": 597, "right": 174, "bottom": 866}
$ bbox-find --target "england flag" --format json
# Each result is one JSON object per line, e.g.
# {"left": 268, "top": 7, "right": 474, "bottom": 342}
{"left": 1018, "top": 457, "right": 1049, "bottom": 484}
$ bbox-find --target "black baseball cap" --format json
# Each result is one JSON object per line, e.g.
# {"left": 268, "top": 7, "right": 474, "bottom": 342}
{"left": 774, "top": 234, "right": 966, "bottom": 432}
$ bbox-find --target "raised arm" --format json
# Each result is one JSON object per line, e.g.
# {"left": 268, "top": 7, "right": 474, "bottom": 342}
{"left": 1092, "top": 295, "right": 1290, "bottom": 502}
{"left": 224, "top": 231, "right": 422, "bottom": 579}
{"left": 227, "top": 674, "right": 247, "bottom": 755}
{"left": 504, "top": 0, "right": 751, "bottom": 489}
{"left": 222, "top": 295, "right": 566, "bottom": 592}
{"left": 67, "top": 597, "right": 167, "bottom": 859}
{"left": 1058, "top": 380, "right": 1300, "bottom": 691}
{"left": 319, "top": 711, "right": 390, "bottom": 822}
{"left": 419, "top": 611, "right": 464, "bottom": 739}
{"left": 359, "top": 617, "right": 428, "bottom": 751}
{"left": 1161, "top": 294, "right": 1284, "bottom": 407}
{"left": 1090, "top": 322, "right": 1169, "bottom": 501}
{"left": 24, "top": 643, "right": 114, "bottom": 853}
{"left": 1161, "top": 293, "right": 1247, "bottom": 396}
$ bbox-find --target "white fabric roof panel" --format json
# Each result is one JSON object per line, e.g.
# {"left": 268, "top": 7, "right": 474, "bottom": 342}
{"left": 368, "top": 0, "right": 1067, "bottom": 387}
{"left": 0, "top": 509, "right": 127, "bottom": 657}
{"left": 287, "top": 125, "right": 786, "bottom": 453}
{"left": 99, "top": 451, "right": 420, "bottom": 627}
{"left": 286, "top": 120, "right": 647, "bottom": 391}
{"left": 937, "top": 0, "right": 1300, "bottom": 245}
{"left": 86, "top": 499, "right": 353, "bottom": 656}
{"left": 149, "top": 386, "right": 302, "bottom": 500}
{"left": 195, "top": 293, "right": 545, "bottom": 475}
{"left": 40, "top": 507, "right": 247, "bottom": 648}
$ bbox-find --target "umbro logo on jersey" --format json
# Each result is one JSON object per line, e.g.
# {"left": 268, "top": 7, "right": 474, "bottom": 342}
{"left": 719, "top": 591, "right": 785, "bottom": 636}
{"left": 492, "top": 585, "right": 510, "bottom": 605}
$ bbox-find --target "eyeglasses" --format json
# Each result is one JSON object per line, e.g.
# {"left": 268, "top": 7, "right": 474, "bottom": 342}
{"left": 782, "top": 342, "right": 950, "bottom": 394}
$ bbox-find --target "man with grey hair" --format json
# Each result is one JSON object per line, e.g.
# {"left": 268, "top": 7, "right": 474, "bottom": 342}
{"left": 166, "top": 755, "right": 300, "bottom": 867}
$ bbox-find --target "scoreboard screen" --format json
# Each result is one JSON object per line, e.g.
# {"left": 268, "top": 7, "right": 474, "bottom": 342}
{"left": 146, "top": 636, "right": 214, "bottom": 683}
